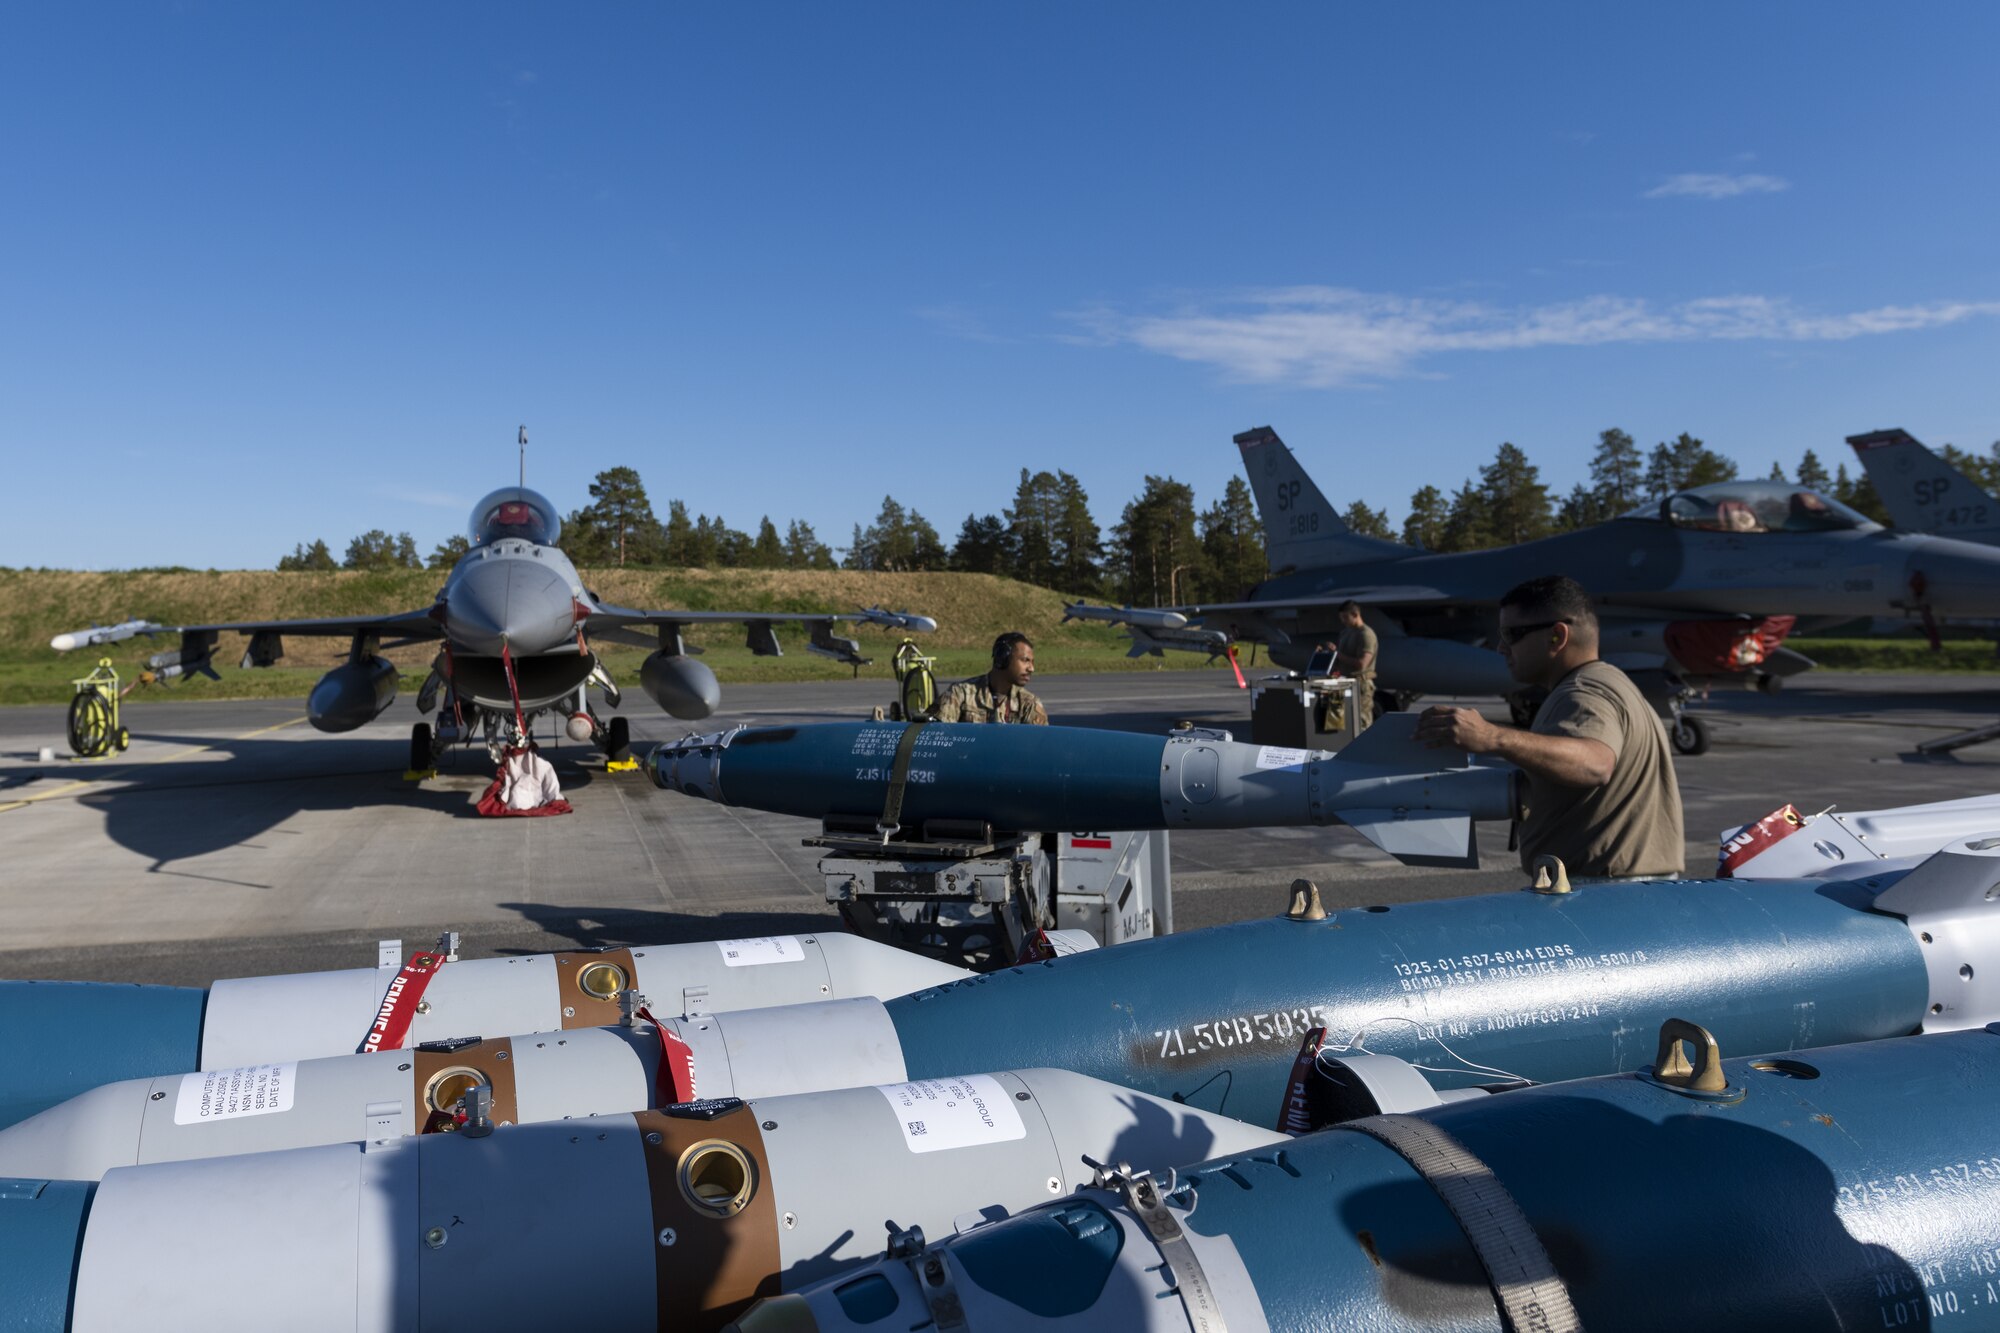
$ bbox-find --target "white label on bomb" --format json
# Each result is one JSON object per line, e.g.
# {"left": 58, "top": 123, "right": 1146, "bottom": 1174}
{"left": 877, "top": 1074, "right": 1027, "bottom": 1153}
{"left": 173, "top": 1063, "right": 296, "bottom": 1125}
{"left": 1255, "top": 746, "right": 1311, "bottom": 770}
{"left": 715, "top": 936, "right": 806, "bottom": 967}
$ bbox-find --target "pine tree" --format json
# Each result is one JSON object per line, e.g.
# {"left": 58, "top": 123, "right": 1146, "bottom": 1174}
{"left": 950, "top": 514, "right": 1009, "bottom": 575}
{"left": 749, "top": 517, "right": 785, "bottom": 568}
{"left": 277, "top": 539, "right": 337, "bottom": 571}
{"left": 662, "top": 501, "right": 695, "bottom": 565}
{"left": 579, "top": 467, "right": 661, "bottom": 567}
{"left": 342, "top": 530, "right": 412, "bottom": 571}
{"left": 784, "top": 519, "right": 835, "bottom": 569}
{"left": 1198, "top": 476, "right": 1268, "bottom": 599}
{"left": 1477, "top": 443, "right": 1553, "bottom": 546}
{"left": 1341, "top": 500, "right": 1394, "bottom": 540}
{"left": 427, "top": 535, "right": 472, "bottom": 569}
{"left": 1795, "top": 450, "right": 1831, "bottom": 491}
{"left": 1110, "top": 476, "right": 1202, "bottom": 604}
{"left": 1589, "top": 429, "right": 1643, "bottom": 509}
{"left": 1402, "top": 485, "right": 1447, "bottom": 549}
{"left": 1438, "top": 480, "right": 1493, "bottom": 553}
{"left": 1053, "top": 471, "right": 1103, "bottom": 594}
{"left": 1003, "top": 470, "right": 1061, "bottom": 587}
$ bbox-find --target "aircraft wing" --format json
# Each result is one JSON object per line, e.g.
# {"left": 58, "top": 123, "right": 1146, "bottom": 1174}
{"left": 159, "top": 610, "right": 445, "bottom": 641}
{"left": 54, "top": 609, "right": 447, "bottom": 680}
{"left": 585, "top": 604, "right": 936, "bottom": 665}
{"left": 1173, "top": 586, "right": 1463, "bottom": 619}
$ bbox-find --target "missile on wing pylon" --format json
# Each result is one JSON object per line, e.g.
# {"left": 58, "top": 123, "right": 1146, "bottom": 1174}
{"left": 5, "top": 1069, "right": 1281, "bottom": 1332}
{"left": 855, "top": 605, "right": 940, "bottom": 633}
{"left": 748, "top": 1024, "right": 2000, "bottom": 1333}
{"left": 648, "top": 715, "right": 1518, "bottom": 869}
{"left": 0, "top": 932, "right": 972, "bottom": 1131}
{"left": 48, "top": 619, "right": 162, "bottom": 652}
{"left": 16, "top": 841, "right": 2000, "bottom": 1174}
{"left": 1060, "top": 601, "right": 1191, "bottom": 631}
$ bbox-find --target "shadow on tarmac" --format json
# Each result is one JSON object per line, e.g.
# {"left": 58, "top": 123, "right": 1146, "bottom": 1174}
{"left": 491, "top": 901, "right": 839, "bottom": 953}
{"left": 68, "top": 732, "right": 613, "bottom": 869}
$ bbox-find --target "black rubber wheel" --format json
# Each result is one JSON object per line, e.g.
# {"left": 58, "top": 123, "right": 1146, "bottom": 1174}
{"left": 1375, "top": 690, "right": 1404, "bottom": 714}
{"left": 66, "top": 689, "right": 115, "bottom": 758}
{"left": 1670, "top": 714, "right": 1711, "bottom": 756}
{"left": 410, "top": 722, "right": 433, "bottom": 771}
{"left": 605, "top": 714, "right": 631, "bottom": 761}
{"left": 115, "top": 727, "right": 131, "bottom": 752}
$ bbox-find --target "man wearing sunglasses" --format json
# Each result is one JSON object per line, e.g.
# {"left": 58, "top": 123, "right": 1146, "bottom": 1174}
{"left": 1414, "top": 575, "right": 1684, "bottom": 880}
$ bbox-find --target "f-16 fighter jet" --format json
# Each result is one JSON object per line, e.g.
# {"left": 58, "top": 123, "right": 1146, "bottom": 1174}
{"left": 1075, "top": 426, "right": 2000, "bottom": 735}
{"left": 52, "top": 485, "right": 936, "bottom": 770}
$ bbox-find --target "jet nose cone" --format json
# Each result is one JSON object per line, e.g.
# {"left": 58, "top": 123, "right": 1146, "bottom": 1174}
{"left": 444, "top": 555, "right": 575, "bottom": 656}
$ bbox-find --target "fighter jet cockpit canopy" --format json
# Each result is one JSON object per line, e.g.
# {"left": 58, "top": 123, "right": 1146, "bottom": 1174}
{"left": 469, "top": 487, "right": 562, "bottom": 547}
{"left": 1622, "top": 480, "right": 1881, "bottom": 535}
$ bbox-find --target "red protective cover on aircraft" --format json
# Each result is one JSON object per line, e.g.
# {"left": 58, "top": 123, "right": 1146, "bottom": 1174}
{"left": 1664, "top": 615, "right": 1796, "bottom": 675}
{"left": 360, "top": 947, "right": 448, "bottom": 1053}
{"left": 475, "top": 746, "right": 574, "bottom": 817}
{"left": 1718, "top": 804, "right": 1806, "bottom": 877}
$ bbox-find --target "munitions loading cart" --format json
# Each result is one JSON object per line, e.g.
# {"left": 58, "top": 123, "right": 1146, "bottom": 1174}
{"left": 66, "top": 658, "right": 132, "bottom": 759}
{"left": 812, "top": 818, "right": 1172, "bottom": 970}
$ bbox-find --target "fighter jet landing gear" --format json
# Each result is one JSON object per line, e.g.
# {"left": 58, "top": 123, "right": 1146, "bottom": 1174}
{"left": 602, "top": 714, "right": 635, "bottom": 770}
{"left": 1670, "top": 711, "right": 1711, "bottom": 756}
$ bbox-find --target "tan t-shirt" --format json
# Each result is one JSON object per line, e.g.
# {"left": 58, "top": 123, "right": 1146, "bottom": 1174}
{"left": 1336, "top": 623, "right": 1379, "bottom": 688}
{"left": 1517, "top": 660, "right": 1684, "bottom": 878}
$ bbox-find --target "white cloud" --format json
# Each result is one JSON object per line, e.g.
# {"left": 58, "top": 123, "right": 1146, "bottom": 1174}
{"left": 1073, "top": 287, "right": 2000, "bottom": 388}
{"left": 1645, "top": 172, "right": 1790, "bottom": 199}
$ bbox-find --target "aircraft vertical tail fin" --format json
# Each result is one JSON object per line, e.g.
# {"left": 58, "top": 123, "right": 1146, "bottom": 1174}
{"left": 1847, "top": 429, "right": 2000, "bottom": 543}
{"left": 1234, "top": 427, "right": 1414, "bottom": 575}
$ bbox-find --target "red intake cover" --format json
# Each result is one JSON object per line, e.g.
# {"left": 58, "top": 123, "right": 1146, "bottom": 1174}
{"left": 1665, "top": 615, "right": 1796, "bottom": 675}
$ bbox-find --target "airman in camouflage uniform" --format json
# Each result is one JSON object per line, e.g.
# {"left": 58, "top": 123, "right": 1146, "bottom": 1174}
{"left": 933, "top": 631, "right": 1049, "bottom": 725}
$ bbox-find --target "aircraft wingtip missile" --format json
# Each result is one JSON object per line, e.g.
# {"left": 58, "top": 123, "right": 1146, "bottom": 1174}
{"left": 49, "top": 619, "right": 162, "bottom": 652}
{"left": 856, "top": 607, "right": 938, "bottom": 634}
{"left": 1061, "top": 602, "right": 1190, "bottom": 631}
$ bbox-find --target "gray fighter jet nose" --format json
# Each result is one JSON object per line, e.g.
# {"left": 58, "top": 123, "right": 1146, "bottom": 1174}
{"left": 1905, "top": 540, "right": 2000, "bottom": 620}
{"left": 443, "top": 553, "right": 577, "bottom": 656}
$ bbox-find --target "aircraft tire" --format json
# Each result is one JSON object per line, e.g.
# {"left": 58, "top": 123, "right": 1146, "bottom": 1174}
{"left": 605, "top": 714, "right": 631, "bottom": 761}
{"left": 1375, "top": 690, "right": 1405, "bottom": 714}
{"left": 1670, "top": 714, "right": 1711, "bottom": 756}
{"left": 410, "top": 722, "right": 432, "bottom": 771}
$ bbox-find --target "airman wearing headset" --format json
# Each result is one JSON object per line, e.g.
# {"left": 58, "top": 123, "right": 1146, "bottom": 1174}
{"left": 932, "top": 631, "right": 1049, "bottom": 724}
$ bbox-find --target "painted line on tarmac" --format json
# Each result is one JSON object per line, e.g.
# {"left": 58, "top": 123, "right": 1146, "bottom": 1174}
{"left": 0, "top": 715, "right": 309, "bottom": 813}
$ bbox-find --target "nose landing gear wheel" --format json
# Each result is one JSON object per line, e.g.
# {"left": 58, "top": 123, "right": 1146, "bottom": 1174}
{"left": 410, "top": 722, "right": 433, "bottom": 771}
{"left": 1670, "top": 714, "right": 1710, "bottom": 756}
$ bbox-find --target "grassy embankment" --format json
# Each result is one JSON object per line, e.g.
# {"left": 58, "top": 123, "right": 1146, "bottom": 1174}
{"left": 0, "top": 568, "right": 1199, "bottom": 706}
{"left": 1, "top": 567, "right": 1990, "bottom": 706}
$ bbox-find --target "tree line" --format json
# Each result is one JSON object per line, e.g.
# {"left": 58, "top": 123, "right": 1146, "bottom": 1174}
{"left": 277, "top": 429, "right": 1976, "bottom": 596}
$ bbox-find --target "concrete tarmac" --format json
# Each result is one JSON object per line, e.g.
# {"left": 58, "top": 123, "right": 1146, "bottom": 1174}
{"left": 3, "top": 668, "right": 1999, "bottom": 986}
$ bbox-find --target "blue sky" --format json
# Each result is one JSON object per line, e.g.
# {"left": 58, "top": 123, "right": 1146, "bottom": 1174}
{"left": 4, "top": 4, "right": 1997, "bottom": 570}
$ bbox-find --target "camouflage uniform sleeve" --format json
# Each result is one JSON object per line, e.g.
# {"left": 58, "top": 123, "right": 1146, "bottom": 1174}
{"left": 932, "top": 682, "right": 966, "bottom": 723}
{"left": 1022, "top": 692, "right": 1049, "bottom": 725}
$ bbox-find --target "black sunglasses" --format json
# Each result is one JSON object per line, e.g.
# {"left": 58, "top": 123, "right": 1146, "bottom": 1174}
{"left": 1498, "top": 619, "right": 1570, "bottom": 646}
